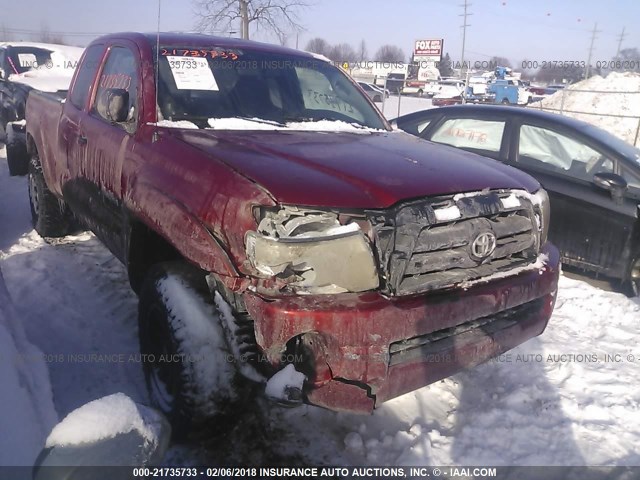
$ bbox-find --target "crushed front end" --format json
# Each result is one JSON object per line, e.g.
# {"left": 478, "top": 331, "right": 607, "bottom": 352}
{"left": 241, "top": 189, "right": 560, "bottom": 413}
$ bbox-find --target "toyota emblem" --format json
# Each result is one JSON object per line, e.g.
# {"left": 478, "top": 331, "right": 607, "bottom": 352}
{"left": 471, "top": 232, "right": 497, "bottom": 259}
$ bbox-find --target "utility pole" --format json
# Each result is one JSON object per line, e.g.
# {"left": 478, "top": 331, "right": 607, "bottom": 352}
{"left": 585, "top": 22, "right": 601, "bottom": 79}
{"left": 459, "top": 0, "right": 472, "bottom": 78}
{"left": 239, "top": 0, "right": 249, "bottom": 39}
{"left": 616, "top": 26, "right": 627, "bottom": 58}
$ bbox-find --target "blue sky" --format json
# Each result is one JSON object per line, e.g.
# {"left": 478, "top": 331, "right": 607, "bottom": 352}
{"left": 1, "top": 0, "right": 637, "bottom": 65}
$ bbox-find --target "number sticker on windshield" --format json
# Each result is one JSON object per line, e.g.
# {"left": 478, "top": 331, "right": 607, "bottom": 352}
{"left": 166, "top": 56, "right": 219, "bottom": 91}
{"left": 17, "top": 53, "right": 38, "bottom": 69}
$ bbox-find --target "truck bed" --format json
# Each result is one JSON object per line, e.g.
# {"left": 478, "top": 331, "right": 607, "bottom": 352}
{"left": 25, "top": 90, "right": 66, "bottom": 195}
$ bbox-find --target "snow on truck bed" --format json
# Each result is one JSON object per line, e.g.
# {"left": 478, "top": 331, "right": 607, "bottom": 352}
{"left": 1, "top": 137, "right": 639, "bottom": 467}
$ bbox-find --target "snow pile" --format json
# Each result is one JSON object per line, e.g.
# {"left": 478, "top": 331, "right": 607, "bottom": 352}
{"left": 265, "top": 364, "right": 306, "bottom": 401}
{"left": 45, "top": 393, "right": 164, "bottom": 448}
{"left": 0, "top": 267, "right": 58, "bottom": 466}
{"left": 155, "top": 120, "right": 199, "bottom": 129}
{"left": 531, "top": 72, "right": 640, "bottom": 146}
{"left": 207, "top": 117, "right": 384, "bottom": 133}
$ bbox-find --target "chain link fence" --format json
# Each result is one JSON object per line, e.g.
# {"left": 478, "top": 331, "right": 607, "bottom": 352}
{"left": 527, "top": 88, "right": 640, "bottom": 147}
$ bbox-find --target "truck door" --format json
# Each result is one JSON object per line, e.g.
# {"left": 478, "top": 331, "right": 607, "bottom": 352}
{"left": 60, "top": 43, "right": 105, "bottom": 193}
{"left": 513, "top": 122, "right": 637, "bottom": 277}
{"left": 67, "top": 43, "right": 141, "bottom": 261}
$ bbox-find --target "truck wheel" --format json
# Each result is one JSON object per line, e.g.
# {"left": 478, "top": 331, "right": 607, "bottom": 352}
{"left": 28, "top": 156, "right": 71, "bottom": 237}
{"left": 501, "top": 98, "right": 511, "bottom": 105}
{"left": 7, "top": 144, "right": 29, "bottom": 176}
{"left": 138, "top": 262, "right": 240, "bottom": 438}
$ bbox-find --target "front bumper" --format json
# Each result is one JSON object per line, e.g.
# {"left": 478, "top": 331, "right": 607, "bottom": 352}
{"left": 244, "top": 243, "right": 560, "bottom": 414}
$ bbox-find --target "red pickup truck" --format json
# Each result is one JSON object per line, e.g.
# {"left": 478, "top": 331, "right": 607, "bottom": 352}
{"left": 25, "top": 32, "right": 560, "bottom": 433}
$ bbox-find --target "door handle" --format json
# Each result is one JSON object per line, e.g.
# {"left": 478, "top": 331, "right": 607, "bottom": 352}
{"left": 78, "top": 134, "right": 87, "bottom": 145}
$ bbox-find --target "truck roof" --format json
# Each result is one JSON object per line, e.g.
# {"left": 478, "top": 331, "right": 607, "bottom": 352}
{"left": 87, "top": 32, "right": 325, "bottom": 61}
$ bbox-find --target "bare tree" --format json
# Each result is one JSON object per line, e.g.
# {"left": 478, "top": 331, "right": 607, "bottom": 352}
{"left": 490, "top": 56, "right": 512, "bottom": 68}
{"left": 374, "top": 45, "right": 405, "bottom": 63}
{"left": 35, "top": 23, "right": 66, "bottom": 44}
{"left": 357, "top": 39, "right": 368, "bottom": 62}
{"left": 193, "top": 0, "right": 310, "bottom": 40}
{"left": 305, "top": 37, "right": 330, "bottom": 56}
{"left": 328, "top": 43, "right": 357, "bottom": 63}
{"left": 277, "top": 31, "right": 289, "bottom": 46}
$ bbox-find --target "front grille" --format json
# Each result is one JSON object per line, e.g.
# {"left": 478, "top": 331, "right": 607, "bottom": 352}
{"left": 388, "top": 298, "right": 544, "bottom": 366}
{"left": 367, "top": 190, "right": 540, "bottom": 296}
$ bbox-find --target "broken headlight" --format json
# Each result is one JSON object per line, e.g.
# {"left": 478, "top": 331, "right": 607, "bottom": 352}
{"left": 531, "top": 188, "right": 550, "bottom": 245}
{"left": 245, "top": 207, "right": 379, "bottom": 294}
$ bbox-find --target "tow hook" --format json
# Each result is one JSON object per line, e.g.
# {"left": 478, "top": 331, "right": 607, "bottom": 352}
{"left": 265, "top": 364, "right": 306, "bottom": 407}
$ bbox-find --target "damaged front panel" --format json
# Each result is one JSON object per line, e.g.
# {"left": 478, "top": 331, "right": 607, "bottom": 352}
{"left": 367, "top": 190, "right": 540, "bottom": 296}
{"left": 245, "top": 207, "right": 379, "bottom": 294}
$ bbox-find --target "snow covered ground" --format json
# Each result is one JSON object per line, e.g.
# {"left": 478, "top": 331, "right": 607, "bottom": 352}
{"left": 1, "top": 126, "right": 639, "bottom": 468}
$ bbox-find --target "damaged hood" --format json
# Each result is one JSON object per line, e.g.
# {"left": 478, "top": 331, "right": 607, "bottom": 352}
{"left": 172, "top": 129, "right": 540, "bottom": 209}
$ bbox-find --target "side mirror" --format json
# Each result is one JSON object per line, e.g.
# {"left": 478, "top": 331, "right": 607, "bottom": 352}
{"left": 593, "top": 172, "right": 627, "bottom": 203}
{"left": 0, "top": 67, "right": 5, "bottom": 80}
{"left": 33, "top": 393, "right": 170, "bottom": 480}
{"left": 96, "top": 88, "right": 130, "bottom": 124}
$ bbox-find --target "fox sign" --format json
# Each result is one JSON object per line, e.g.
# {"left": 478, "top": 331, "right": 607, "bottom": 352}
{"left": 414, "top": 39, "right": 444, "bottom": 60}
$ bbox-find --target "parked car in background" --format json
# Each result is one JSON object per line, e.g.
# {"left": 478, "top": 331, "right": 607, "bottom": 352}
{"left": 432, "top": 79, "right": 465, "bottom": 106}
{"left": 369, "top": 82, "right": 390, "bottom": 98}
{"left": 393, "top": 104, "right": 640, "bottom": 295}
{"left": 357, "top": 81, "right": 385, "bottom": 102}
{"left": 0, "top": 42, "right": 83, "bottom": 175}
{"left": 26, "top": 32, "right": 559, "bottom": 432}
{"left": 432, "top": 94, "right": 463, "bottom": 106}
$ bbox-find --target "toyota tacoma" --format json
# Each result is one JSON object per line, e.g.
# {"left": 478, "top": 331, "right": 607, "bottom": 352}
{"left": 25, "top": 32, "right": 560, "bottom": 433}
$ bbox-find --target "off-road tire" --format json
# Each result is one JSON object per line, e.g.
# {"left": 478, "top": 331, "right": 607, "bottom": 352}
{"left": 138, "top": 261, "right": 241, "bottom": 439}
{"left": 7, "top": 130, "right": 29, "bottom": 176}
{"left": 624, "top": 253, "right": 640, "bottom": 298}
{"left": 28, "top": 155, "right": 71, "bottom": 237}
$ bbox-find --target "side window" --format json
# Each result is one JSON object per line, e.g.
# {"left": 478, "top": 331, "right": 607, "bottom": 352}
{"left": 92, "top": 47, "right": 138, "bottom": 128}
{"left": 69, "top": 44, "right": 104, "bottom": 110}
{"left": 619, "top": 163, "right": 640, "bottom": 190}
{"left": 518, "top": 124, "right": 613, "bottom": 180}
{"left": 416, "top": 119, "right": 431, "bottom": 134}
{"left": 430, "top": 118, "right": 505, "bottom": 153}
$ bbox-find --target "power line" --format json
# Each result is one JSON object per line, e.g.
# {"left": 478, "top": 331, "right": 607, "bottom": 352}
{"left": 585, "top": 22, "right": 602, "bottom": 79}
{"left": 616, "top": 26, "right": 627, "bottom": 57}
{"left": 459, "top": 0, "right": 472, "bottom": 75}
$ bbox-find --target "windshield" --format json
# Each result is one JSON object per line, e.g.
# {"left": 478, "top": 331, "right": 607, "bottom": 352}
{"left": 6, "top": 46, "right": 54, "bottom": 74}
{"left": 155, "top": 47, "right": 388, "bottom": 130}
